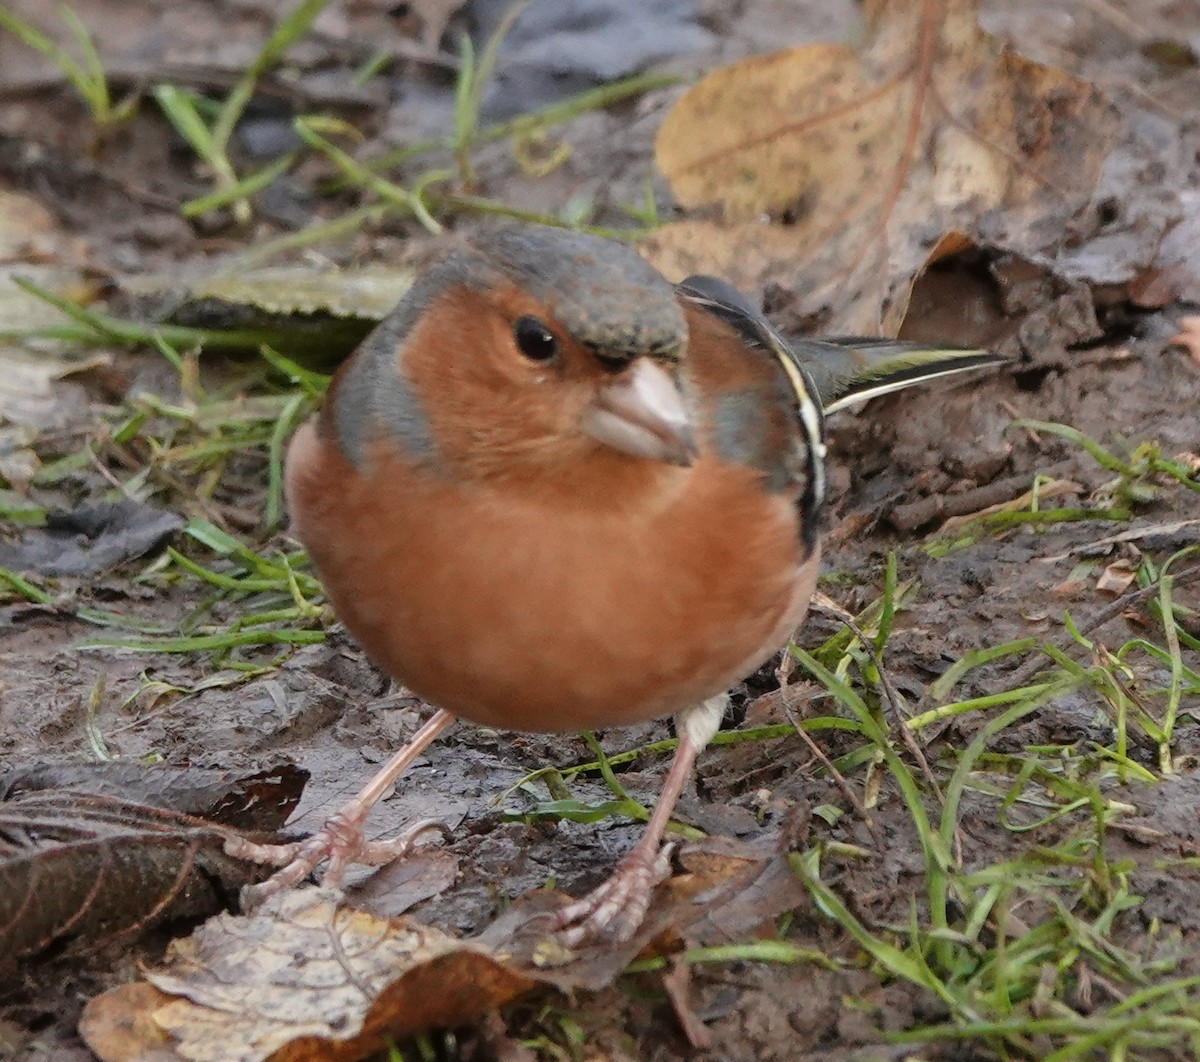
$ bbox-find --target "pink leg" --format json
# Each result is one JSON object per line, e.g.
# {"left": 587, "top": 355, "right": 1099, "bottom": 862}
{"left": 235, "top": 709, "right": 455, "bottom": 905}
{"left": 554, "top": 695, "right": 727, "bottom": 945}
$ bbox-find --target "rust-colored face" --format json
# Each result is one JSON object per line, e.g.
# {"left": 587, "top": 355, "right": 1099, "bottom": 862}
{"left": 392, "top": 279, "right": 696, "bottom": 481}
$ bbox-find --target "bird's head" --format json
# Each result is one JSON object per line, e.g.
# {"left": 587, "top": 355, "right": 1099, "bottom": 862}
{"left": 343, "top": 225, "right": 698, "bottom": 485}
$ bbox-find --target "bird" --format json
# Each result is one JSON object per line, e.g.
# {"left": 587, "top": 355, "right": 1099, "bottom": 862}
{"left": 241, "top": 223, "right": 1002, "bottom": 943}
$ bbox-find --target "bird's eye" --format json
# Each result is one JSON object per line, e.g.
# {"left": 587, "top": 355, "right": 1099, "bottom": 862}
{"left": 513, "top": 316, "right": 558, "bottom": 362}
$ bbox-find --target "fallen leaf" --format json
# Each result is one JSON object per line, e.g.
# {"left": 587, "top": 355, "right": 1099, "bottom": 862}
{"left": 1097, "top": 560, "right": 1137, "bottom": 596}
{"left": 0, "top": 187, "right": 80, "bottom": 259}
{"left": 0, "top": 345, "right": 111, "bottom": 434}
{"left": 0, "top": 499, "right": 185, "bottom": 576}
{"left": 0, "top": 189, "right": 107, "bottom": 365}
{"left": 649, "top": 0, "right": 1117, "bottom": 333}
{"left": 0, "top": 789, "right": 288, "bottom": 965}
{"left": 1045, "top": 518, "right": 1200, "bottom": 561}
{"left": 76, "top": 983, "right": 179, "bottom": 1061}
{"left": 1153, "top": 189, "right": 1200, "bottom": 303}
{"left": 346, "top": 848, "right": 460, "bottom": 918}
{"left": 478, "top": 0, "right": 714, "bottom": 120}
{"left": 80, "top": 830, "right": 810, "bottom": 1060}
{"left": 80, "top": 888, "right": 536, "bottom": 1062}
{"left": 1127, "top": 267, "right": 1179, "bottom": 309}
{"left": 0, "top": 762, "right": 308, "bottom": 830}
{"left": 475, "top": 829, "right": 811, "bottom": 993}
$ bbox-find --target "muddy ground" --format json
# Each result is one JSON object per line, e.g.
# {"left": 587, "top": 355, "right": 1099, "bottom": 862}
{"left": 2, "top": 0, "right": 1200, "bottom": 1059}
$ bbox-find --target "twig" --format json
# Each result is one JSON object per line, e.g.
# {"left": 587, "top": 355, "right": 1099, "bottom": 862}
{"left": 1004, "top": 562, "right": 1200, "bottom": 690}
{"left": 776, "top": 654, "right": 883, "bottom": 847}
{"left": 839, "top": 616, "right": 944, "bottom": 809}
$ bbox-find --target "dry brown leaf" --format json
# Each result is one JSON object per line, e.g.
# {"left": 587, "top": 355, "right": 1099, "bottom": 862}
{"left": 1154, "top": 190, "right": 1200, "bottom": 304}
{"left": 76, "top": 983, "right": 181, "bottom": 1061}
{"left": 0, "top": 787, "right": 295, "bottom": 965}
{"left": 79, "top": 831, "right": 807, "bottom": 1060}
{"left": 648, "top": 0, "right": 1116, "bottom": 333}
{"left": 0, "top": 188, "right": 104, "bottom": 351}
{"left": 0, "top": 762, "right": 308, "bottom": 830}
{"left": 80, "top": 887, "right": 535, "bottom": 1062}
{"left": 346, "top": 848, "right": 460, "bottom": 919}
{"left": 474, "top": 830, "right": 810, "bottom": 993}
{"left": 1096, "top": 559, "right": 1138, "bottom": 596}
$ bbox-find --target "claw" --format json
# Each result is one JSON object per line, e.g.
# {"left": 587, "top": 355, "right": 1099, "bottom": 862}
{"left": 228, "top": 710, "right": 458, "bottom": 907}
{"left": 554, "top": 841, "right": 675, "bottom": 945}
{"left": 235, "top": 813, "right": 453, "bottom": 908}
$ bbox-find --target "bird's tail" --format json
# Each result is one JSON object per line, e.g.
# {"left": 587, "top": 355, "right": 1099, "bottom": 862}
{"left": 798, "top": 338, "right": 1006, "bottom": 413}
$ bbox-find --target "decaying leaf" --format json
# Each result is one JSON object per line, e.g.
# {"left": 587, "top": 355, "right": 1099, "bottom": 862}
{"left": 344, "top": 848, "right": 460, "bottom": 919}
{"left": 0, "top": 787, "right": 294, "bottom": 965}
{"left": 80, "top": 887, "right": 536, "bottom": 1062}
{"left": 0, "top": 346, "right": 112, "bottom": 435}
{"left": 117, "top": 266, "right": 415, "bottom": 361}
{"left": 1097, "top": 559, "right": 1138, "bottom": 596}
{"left": 0, "top": 498, "right": 185, "bottom": 576}
{"left": 0, "top": 190, "right": 109, "bottom": 441}
{"left": 648, "top": 0, "right": 1117, "bottom": 334}
{"left": 0, "top": 188, "right": 106, "bottom": 357}
{"left": 80, "top": 831, "right": 809, "bottom": 1061}
{"left": 0, "top": 761, "right": 308, "bottom": 830}
{"left": 1153, "top": 191, "right": 1200, "bottom": 304}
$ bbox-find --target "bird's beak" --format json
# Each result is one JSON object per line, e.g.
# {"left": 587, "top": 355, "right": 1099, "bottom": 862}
{"left": 580, "top": 358, "right": 697, "bottom": 467}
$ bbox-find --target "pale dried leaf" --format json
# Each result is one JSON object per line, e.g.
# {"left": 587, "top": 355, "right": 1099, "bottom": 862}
{"left": 649, "top": 0, "right": 1117, "bottom": 333}
{"left": 169, "top": 266, "right": 414, "bottom": 320}
{"left": 1096, "top": 560, "right": 1137, "bottom": 596}
{"left": 0, "top": 188, "right": 61, "bottom": 258}
{"left": 79, "top": 832, "right": 807, "bottom": 1060}
{"left": 0, "top": 188, "right": 102, "bottom": 353}
{"left": 0, "top": 345, "right": 111, "bottom": 428}
{"left": 80, "top": 888, "right": 534, "bottom": 1062}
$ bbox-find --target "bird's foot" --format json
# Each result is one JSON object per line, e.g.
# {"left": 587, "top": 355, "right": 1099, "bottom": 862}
{"left": 554, "top": 841, "right": 676, "bottom": 946}
{"left": 231, "top": 808, "right": 451, "bottom": 908}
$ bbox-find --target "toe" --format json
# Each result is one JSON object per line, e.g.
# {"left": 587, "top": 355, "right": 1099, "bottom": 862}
{"left": 554, "top": 843, "right": 674, "bottom": 945}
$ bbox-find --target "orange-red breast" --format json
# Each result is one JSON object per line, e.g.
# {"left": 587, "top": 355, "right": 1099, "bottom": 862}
{"left": 244, "top": 224, "right": 999, "bottom": 942}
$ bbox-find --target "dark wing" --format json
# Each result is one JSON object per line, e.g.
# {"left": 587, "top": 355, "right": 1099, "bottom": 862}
{"left": 678, "top": 275, "right": 1005, "bottom": 413}
{"left": 677, "top": 275, "right": 827, "bottom": 555}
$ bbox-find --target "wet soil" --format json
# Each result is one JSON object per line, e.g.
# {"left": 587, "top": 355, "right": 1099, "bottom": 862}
{"left": 2, "top": 1, "right": 1200, "bottom": 1060}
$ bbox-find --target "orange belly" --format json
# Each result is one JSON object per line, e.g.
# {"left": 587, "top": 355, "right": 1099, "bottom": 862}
{"left": 286, "top": 422, "right": 816, "bottom": 732}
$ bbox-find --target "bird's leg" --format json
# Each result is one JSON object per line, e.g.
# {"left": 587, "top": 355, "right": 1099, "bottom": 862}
{"left": 235, "top": 708, "right": 456, "bottom": 905}
{"left": 554, "top": 694, "right": 727, "bottom": 945}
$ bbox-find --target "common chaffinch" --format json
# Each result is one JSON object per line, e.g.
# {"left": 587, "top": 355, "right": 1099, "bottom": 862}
{"left": 244, "top": 224, "right": 1000, "bottom": 943}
